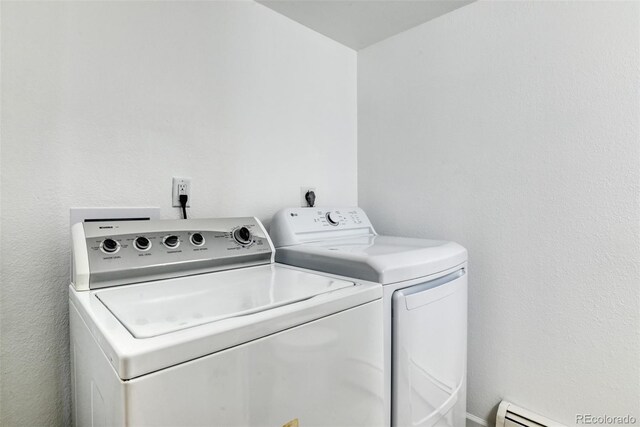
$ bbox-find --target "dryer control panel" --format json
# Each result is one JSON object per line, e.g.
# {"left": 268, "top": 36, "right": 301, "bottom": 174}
{"left": 269, "top": 207, "right": 376, "bottom": 247}
{"left": 71, "top": 217, "right": 273, "bottom": 290}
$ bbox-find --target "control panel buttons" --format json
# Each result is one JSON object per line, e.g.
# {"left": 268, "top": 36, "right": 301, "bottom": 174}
{"left": 190, "top": 233, "right": 205, "bottom": 246}
{"left": 326, "top": 212, "right": 340, "bottom": 226}
{"left": 134, "top": 236, "right": 151, "bottom": 251}
{"left": 101, "top": 238, "right": 120, "bottom": 254}
{"left": 233, "top": 227, "right": 252, "bottom": 245}
{"left": 163, "top": 235, "right": 180, "bottom": 249}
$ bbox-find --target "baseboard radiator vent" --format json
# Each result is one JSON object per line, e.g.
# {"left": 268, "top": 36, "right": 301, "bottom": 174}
{"left": 496, "top": 400, "right": 566, "bottom": 427}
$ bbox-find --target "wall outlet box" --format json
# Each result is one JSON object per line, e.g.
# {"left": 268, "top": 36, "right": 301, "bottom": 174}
{"left": 300, "top": 186, "right": 316, "bottom": 207}
{"left": 172, "top": 177, "right": 192, "bottom": 207}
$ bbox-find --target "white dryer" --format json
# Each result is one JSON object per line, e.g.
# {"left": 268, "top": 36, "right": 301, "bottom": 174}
{"left": 70, "top": 217, "right": 384, "bottom": 427}
{"left": 270, "top": 208, "right": 468, "bottom": 427}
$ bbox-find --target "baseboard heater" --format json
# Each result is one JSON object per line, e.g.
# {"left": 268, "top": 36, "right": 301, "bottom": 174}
{"left": 496, "top": 401, "right": 566, "bottom": 427}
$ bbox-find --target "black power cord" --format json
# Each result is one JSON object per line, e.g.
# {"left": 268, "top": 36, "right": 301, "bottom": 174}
{"left": 305, "top": 190, "right": 316, "bottom": 207}
{"left": 179, "top": 194, "right": 188, "bottom": 219}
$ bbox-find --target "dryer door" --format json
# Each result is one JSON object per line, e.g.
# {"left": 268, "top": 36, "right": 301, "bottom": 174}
{"left": 392, "top": 269, "right": 467, "bottom": 427}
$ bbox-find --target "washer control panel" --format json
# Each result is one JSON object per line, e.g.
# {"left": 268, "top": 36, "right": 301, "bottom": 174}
{"left": 269, "top": 207, "right": 376, "bottom": 247}
{"left": 72, "top": 217, "right": 272, "bottom": 290}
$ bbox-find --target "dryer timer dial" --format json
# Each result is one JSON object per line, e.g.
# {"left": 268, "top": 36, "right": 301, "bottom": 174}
{"left": 326, "top": 212, "right": 340, "bottom": 226}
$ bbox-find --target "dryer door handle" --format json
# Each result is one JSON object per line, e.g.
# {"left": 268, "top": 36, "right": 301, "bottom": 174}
{"left": 398, "top": 269, "right": 465, "bottom": 310}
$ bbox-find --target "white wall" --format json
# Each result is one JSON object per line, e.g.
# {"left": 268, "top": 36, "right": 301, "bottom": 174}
{"left": 359, "top": 1, "right": 639, "bottom": 425}
{"left": 0, "top": 2, "right": 356, "bottom": 425}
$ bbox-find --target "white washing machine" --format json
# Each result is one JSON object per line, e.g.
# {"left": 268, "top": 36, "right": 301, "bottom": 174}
{"left": 269, "top": 208, "right": 468, "bottom": 427}
{"left": 70, "top": 217, "right": 384, "bottom": 427}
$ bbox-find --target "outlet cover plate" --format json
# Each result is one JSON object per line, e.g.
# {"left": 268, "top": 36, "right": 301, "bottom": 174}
{"left": 172, "top": 177, "right": 191, "bottom": 207}
{"left": 300, "top": 187, "right": 316, "bottom": 207}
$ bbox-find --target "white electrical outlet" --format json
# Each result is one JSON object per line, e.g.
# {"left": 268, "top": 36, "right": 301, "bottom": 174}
{"left": 300, "top": 186, "right": 316, "bottom": 207}
{"left": 172, "top": 177, "right": 191, "bottom": 207}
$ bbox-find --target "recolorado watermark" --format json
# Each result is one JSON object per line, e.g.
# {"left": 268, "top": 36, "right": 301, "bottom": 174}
{"left": 576, "top": 414, "right": 637, "bottom": 425}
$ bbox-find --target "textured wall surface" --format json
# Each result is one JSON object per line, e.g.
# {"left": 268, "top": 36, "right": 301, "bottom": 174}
{"left": 0, "top": 2, "right": 356, "bottom": 425}
{"left": 358, "top": 1, "right": 640, "bottom": 425}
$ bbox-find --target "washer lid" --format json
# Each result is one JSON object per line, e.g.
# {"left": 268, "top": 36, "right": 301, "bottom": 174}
{"left": 71, "top": 265, "right": 381, "bottom": 380}
{"left": 275, "top": 235, "right": 467, "bottom": 284}
{"left": 96, "top": 266, "right": 354, "bottom": 338}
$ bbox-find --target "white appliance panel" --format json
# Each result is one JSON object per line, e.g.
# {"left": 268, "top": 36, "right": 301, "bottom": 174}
{"left": 269, "top": 206, "right": 469, "bottom": 427}
{"left": 71, "top": 216, "right": 384, "bottom": 427}
{"left": 71, "top": 265, "right": 380, "bottom": 380}
{"left": 392, "top": 271, "right": 467, "bottom": 427}
{"left": 96, "top": 265, "right": 354, "bottom": 338}
{"left": 276, "top": 234, "right": 467, "bottom": 284}
{"left": 72, "top": 217, "right": 274, "bottom": 290}
{"left": 269, "top": 207, "right": 375, "bottom": 247}
{"left": 72, "top": 298, "right": 384, "bottom": 427}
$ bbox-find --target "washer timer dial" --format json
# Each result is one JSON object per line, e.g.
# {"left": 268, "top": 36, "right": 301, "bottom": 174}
{"left": 233, "top": 227, "right": 252, "bottom": 246}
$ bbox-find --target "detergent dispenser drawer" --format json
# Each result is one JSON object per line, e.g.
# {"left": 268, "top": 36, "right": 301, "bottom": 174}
{"left": 392, "top": 269, "right": 467, "bottom": 427}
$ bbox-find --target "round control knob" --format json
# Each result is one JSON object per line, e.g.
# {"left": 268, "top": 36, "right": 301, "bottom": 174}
{"left": 134, "top": 236, "right": 151, "bottom": 251}
{"left": 233, "top": 227, "right": 252, "bottom": 245}
{"left": 163, "top": 235, "right": 180, "bottom": 249}
{"left": 190, "top": 232, "right": 205, "bottom": 246}
{"left": 326, "top": 212, "right": 340, "bottom": 226}
{"left": 102, "top": 238, "right": 119, "bottom": 253}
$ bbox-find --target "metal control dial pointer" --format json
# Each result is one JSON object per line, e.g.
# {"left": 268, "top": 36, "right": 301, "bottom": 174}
{"left": 233, "top": 227, "right": 252, "bottom": 245}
